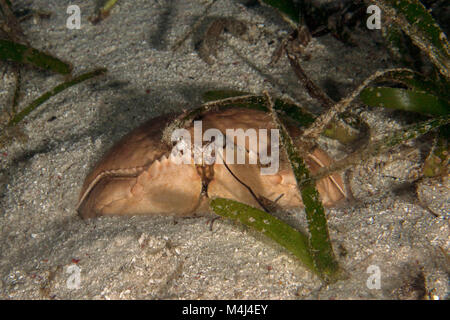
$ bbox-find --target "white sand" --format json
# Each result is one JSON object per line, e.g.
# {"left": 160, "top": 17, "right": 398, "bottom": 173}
{"left": 0, "top": 0, "right": 448, "bottom": 299}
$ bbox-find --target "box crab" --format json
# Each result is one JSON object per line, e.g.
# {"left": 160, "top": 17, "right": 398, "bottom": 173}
{"left": 77, "top": 106, "right": 346, "bottom": 219}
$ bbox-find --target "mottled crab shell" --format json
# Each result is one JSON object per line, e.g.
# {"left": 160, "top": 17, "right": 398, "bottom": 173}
{"left": 77, "top": 108, "right": 345, "bottom": 218}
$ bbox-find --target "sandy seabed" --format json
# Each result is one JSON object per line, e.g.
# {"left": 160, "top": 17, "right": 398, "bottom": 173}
{"left": 0, "top": 0, "right": 448, "bottom": 299}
